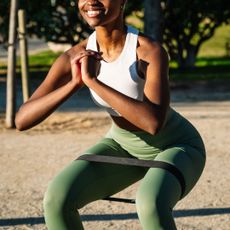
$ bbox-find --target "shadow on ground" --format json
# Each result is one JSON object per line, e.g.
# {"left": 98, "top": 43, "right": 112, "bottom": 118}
{"left": 0, "top": 207, "right": 229, "bottom": 227}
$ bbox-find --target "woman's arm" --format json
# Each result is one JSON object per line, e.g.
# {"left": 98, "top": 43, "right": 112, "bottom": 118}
{"left": 81, "top": 38, "right": 170, "bottom": 135}
{"left": 15, "top": 51, "right": 83, "bottom": 131}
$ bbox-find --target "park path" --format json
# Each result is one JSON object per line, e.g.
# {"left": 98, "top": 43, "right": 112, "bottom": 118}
{"left": 0, "top": 38, "right": 49, "bottom": 63}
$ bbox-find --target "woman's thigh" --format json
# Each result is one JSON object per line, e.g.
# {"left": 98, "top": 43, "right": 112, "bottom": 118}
{"left": 153, "top": 144, "right": 206, "bottom": 198}
{"left": 46, "top": 138, "right": 147, "bottom": 209}
{"left": 136, "top": 144, "right": 206, "bottom": 208}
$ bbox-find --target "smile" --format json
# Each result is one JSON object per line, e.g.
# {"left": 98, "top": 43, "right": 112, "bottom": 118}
{"left": 86, "top": 10, "right": 103, "bottom": 18}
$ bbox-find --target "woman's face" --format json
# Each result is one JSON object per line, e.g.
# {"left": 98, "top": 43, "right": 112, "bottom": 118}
{"left": 78, "top": 0, "right": 125, "bottom": 28}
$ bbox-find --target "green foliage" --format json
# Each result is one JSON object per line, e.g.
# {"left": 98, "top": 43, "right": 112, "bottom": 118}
{"left": 125, "top": 0, "right": 143, "bottom": 17}
{"left": 21, "top": 0, "right": 91, "bottom": 45}
{"left": 0, "top": 0, "right": 10, "bottom": 44}
{"left": 125, "top": 0, "right": 230, "bottom": 69}
{"left": 0, "top": 0, "right": 91, "bottom": 45}
{"left": 161, "top": 0, "right": 230, "bottom": 68}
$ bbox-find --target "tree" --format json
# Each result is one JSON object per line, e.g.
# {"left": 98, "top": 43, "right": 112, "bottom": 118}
{"left": 22, "top": 0, "right": 91, "bottom": 45}
{"left": 0, "top": 1, "right": 92, "bottom": 46}
{"left": 161, "top": 0, "right": 230, "bottom": 68}
{"left": 144, "top": 0, "right": 163, "bottom": 42}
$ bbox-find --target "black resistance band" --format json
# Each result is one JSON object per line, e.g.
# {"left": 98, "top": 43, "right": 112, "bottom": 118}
{"left": 77, "top": 155, "right": 186, "bottom": 202}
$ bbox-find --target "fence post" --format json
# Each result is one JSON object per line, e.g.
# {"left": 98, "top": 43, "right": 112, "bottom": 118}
{"left": 6, "top": 0, "right": 18, "bottom": 128}
{"left": 18, "top": 9, "right": 30, "bottom": 102}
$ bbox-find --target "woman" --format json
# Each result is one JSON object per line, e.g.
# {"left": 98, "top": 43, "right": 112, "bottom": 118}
{"left": 15, "top": 0, "right": 206, "bottom": 229}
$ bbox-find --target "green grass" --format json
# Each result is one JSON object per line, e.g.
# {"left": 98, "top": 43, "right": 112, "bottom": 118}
{"left": 28, "top": 50, "right": 61, "bottom": 66}
{"left": 169, "top": 55, "right": 230, "bottom": 68}
{"left": 18, "top": 50, "right": 61, "bottom": 72}
{"left": 0, "top": 50, "right": 60, "bottom": 73}
{"left": 170, "top": 66, "right": 230, "bottom": 80}
{"left": 198, "top": 24, "right": 230, "bottom": 57}
{"left": 170, "top": 57, "right": 230, "bottom": 80}
{"left": 196, "top": 57, "right": 230, "bottom": 67}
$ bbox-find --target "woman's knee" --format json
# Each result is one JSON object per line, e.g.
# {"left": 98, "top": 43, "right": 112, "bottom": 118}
{"left": 136, "top": 181, "right": 177, "bottom": 230}
{"left": 135, "top": 168, "right": 181, "bottom": 218}
{"left": 43, "top": 178, "right": 72, "bottom": 215}
{"left": 43, "top": 165, "right": 85, "bottom": 215}
{"left": 136, "top": 187, "right": 168, "bottom": 219}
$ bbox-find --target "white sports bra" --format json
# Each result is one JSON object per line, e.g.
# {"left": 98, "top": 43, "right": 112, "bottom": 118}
{"left": 86, "top": 25, "right": 145, "bottom": 116}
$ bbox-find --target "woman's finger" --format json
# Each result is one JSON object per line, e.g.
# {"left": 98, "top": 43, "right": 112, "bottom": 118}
{"left": 71, "top": 50, "right": 102, "bottom": 65}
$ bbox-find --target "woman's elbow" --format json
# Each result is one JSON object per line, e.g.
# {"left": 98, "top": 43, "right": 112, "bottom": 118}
{"left": 145, "top": 124, "right": 161, "bottom": 135}
{"left": 15, "top": 109, "right": 32, "bottom": 131}
{"left": 15, "top": 114, "right": 26, "bottom": 131}
{"left": 145, "top": 117, "right": 165, "bottom": 135}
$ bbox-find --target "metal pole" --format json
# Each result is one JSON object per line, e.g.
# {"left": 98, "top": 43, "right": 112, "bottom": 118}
{"left": 18, "top": 9, "right": 30, "bottom": 102}
{"left": 6, "top": 0, "right": 18, "bottom": 128}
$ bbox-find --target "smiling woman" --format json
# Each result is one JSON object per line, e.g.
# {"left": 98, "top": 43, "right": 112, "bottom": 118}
{"left": 78, "top": 0, "right": 126, "bottom": 28}
{"left": 15, "top": 0, "right": 206, "bottom": 229}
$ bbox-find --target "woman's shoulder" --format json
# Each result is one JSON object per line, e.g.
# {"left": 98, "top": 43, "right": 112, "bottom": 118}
{"left": 48, "top": 38, "right": 89, "bottom": 75}
{"left": 64, "top": 38, "right": 89, "bottom": 59}
{"left": 137, "top": 33, "right": 169, "bottom": 62}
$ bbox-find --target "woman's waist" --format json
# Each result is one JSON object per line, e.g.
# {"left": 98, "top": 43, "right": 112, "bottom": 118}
{"left": 107, "top": 108, "right": 205, "bottom": 151}
{"left": 110, "top": 106, "right": 175, "bottom": 132}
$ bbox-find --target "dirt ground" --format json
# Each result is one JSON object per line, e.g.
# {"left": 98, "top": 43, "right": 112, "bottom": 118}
{"left": 0, "top": 80, "right": 230, "bottom": 230}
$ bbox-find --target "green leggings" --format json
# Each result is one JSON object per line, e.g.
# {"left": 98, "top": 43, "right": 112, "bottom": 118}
{"left": 43, "top": 110, "right": 206, "bottom": 230}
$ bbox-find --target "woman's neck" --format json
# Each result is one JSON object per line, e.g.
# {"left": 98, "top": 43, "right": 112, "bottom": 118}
{"left": 95, "top": 23, "right": 127, "bottom": 61}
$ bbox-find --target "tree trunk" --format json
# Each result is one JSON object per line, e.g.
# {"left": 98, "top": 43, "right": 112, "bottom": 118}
{"left": 184, "top": 46, "right": 197, "bottom": 68}
{"left": 144, "top": 0, "right": 163, "bottom": 42}
{"left": 177, "top": 44, "right": 198, "bottom": 69}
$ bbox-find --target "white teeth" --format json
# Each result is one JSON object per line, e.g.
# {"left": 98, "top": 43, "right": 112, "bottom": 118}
{"left": 87, "top": 10, "right": 101, "bottom": 17}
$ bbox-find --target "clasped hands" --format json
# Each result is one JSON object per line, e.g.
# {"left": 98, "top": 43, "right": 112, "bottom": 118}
{"left": 70, "top": 50, "right": 102, "bottom": 88}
